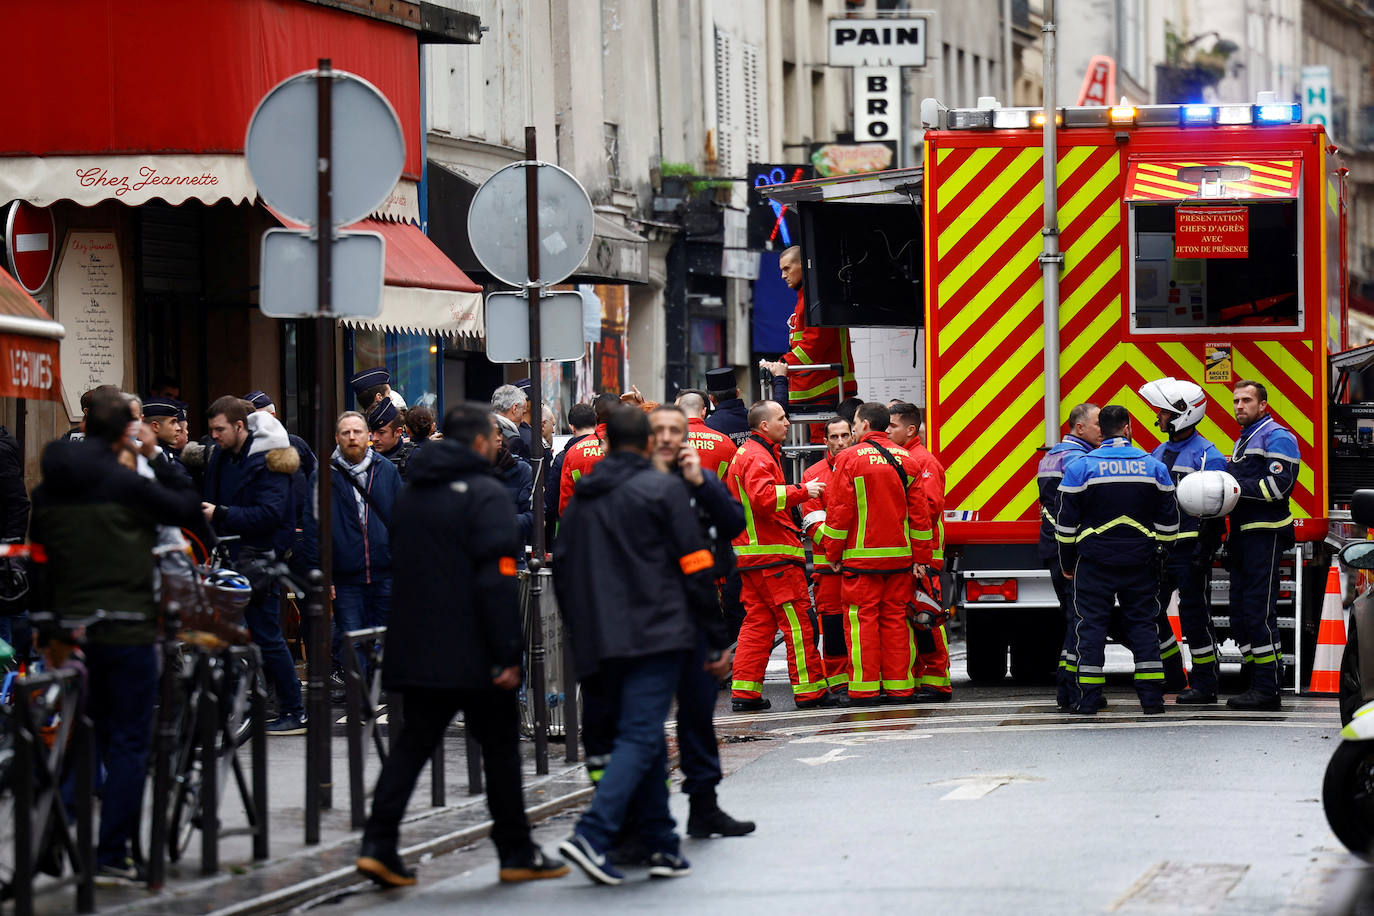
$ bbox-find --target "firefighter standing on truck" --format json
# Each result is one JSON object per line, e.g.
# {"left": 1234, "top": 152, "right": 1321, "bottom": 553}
{"left": 1224, "top": 379, "right": 1299, "bottom": 711}
{"left": 726, "top": 400, "right": 831, "bottom": 711}
{"left": 821, "top": 402, "right": 932, "bottom": 706}
{"left": 778, "top": 246, "right": 857, "bottom": 408}
{"left": 1139, "top": 377, "right": 1228, "bottom": 705}
{"left": 798, "top": 416, "right": 853, "bottom": 693}
{"left": 1037, "top": 404, "right": 1101, "bottom": 710}
{"left": 1056, "top": 405, "right": 1179, "bottom": 715}
{"left": 887, "top": 402, "right": 951, "bottom": 702}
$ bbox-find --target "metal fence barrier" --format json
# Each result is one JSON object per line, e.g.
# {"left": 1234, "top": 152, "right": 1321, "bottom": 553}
{"left": 342, "top": 627, "right": 451, "bottom": 830}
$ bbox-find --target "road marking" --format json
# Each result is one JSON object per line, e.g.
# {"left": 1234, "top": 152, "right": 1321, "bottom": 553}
{"left": 1109, "top": 861, "right": 1248, "bottom": 912}
{"left": 790, "top": 732, "right": 931, "bottom": 747}
{"left": 930, "top": 773, "right": 1042, "bottom": 800}
{"left": 796, "top": 747, "right": 859, "bottom": 766}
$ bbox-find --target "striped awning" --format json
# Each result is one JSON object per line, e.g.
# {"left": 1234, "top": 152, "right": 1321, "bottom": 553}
{"left": 1125, "top": 158, "right": 1300, "bottom": 201}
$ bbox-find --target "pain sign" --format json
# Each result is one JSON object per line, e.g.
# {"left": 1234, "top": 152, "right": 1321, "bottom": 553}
{"left": 828, "top": 18, "right": 928, "bottom": 68}
{"left": 1175, "top": 207, "right": 1249, "bottom": 259}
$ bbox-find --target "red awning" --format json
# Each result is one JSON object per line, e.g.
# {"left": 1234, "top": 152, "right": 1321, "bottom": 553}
{"left": 0, "top": 269, "right": 64, "bottom": 402}
{"left": 1, "top": 0, "right": 423, "bottom": 209}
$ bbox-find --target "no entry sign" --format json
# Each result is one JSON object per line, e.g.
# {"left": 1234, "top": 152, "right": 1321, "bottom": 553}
{"left": 1175, "top": 207, "right": 1248, "bottom": 259}
{"left": 4, "top": 202, "right": 57, "bottom": 293}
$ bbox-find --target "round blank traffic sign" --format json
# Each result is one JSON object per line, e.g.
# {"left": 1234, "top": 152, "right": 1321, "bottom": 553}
{"left": 245, "top": 69, "right": 405, "bottom": 227}
{"left": 467, "top": 162, "right": 594, "bottom": 287}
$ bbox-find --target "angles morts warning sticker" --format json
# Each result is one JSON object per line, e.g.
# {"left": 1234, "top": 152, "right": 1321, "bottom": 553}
{"left": 1204, "top": 343, "right": 1233, "bottom": 384}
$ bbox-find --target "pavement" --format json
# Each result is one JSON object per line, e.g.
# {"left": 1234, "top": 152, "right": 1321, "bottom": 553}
{"left": 19, "top": 634, "right": 1374, "bottom": 915}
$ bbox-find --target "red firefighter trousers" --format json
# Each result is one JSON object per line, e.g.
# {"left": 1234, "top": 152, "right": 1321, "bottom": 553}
{"left": 841, "top": 570, "right": 916, "bottom": 698}
{"left": 732, "top": 565, "right": 827, "bottom": 702}
{"left": 812, "top": 570, "right": 850, "bottom": 688}
{"left": 913, "top": 574, "right": 951, "bottom": 695}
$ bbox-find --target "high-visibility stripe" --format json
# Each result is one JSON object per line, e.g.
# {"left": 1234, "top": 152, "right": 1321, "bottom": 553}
{"left": 848, "top": 604, "right": 865, "bottom": 688}
{"left": 919, "top": 674, "right": 952, "bottom": 688}
{"left": 734, "top": 544, "right": 805, "bottom": 558}
{"left": 882, "top": 677, "right": 916, "bottom": 691}
{"left": 731, "top": 679, "right": 763, "bottom": 693}
{"left": 782, "top": 601, "right": 814, "bottom": 691}
{"left": 843, "top": 546, "right": 913, "bottom": 559}
{"left": 1239, "top": 517, "right": 1294, "bottom": 531}
{"left": 855, "top": 477, "right": 869, "bottom": 550}
{"left": 1134, "top": 671, "right": 1165, "bottom": 680}
{"left": 819, "top": 524, "right": 848, "bottom": 541}
{"left": 775, "top": 485, "right": 789, "bottom": 513}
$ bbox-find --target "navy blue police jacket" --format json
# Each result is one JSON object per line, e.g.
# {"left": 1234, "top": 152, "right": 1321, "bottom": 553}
{"left": 1035, "top": 434, "right": 1093, "bottom": 561}
{"left": 705, "top": 398, "right": 749, "bottom": 448}
{"left": 1227, "top": 414, "right": 1300, "bottom": 536}
{"left": 1151, "top": 429, "right": 1226, "bottom": 550}
{"left": 1056, "top": 436, "right": 1179, "bottom": 570}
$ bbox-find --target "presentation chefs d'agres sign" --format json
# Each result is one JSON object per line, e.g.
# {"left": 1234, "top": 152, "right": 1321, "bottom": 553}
{"left": 1175, "top": 207, "right": 1249, "bottom": 259}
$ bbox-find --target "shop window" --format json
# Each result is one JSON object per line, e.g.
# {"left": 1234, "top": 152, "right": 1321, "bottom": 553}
{"left": 347, "top": 329, "right": 439, "bottom": 412}
{"left": 1130, "top": 199, "right": 1301, "bottom": 332}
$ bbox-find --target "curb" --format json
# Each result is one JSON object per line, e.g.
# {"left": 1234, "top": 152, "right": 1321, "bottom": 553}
{"left": 206, "top": 785, "right": 594, "bottom": 916}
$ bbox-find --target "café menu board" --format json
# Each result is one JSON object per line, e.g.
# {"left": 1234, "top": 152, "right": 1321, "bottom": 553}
{"left": 56, "top": 231, "right": 125, "bottom": 422}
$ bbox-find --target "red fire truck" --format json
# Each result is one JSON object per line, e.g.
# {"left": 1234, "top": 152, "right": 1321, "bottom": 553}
{"left": 763, "top": 95, "right": 1362, "bottom": 691}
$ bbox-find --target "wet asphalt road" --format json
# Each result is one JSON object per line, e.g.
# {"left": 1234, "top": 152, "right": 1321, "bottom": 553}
{"left": 303, "top": 641, "right": 1364, "bottom": 916}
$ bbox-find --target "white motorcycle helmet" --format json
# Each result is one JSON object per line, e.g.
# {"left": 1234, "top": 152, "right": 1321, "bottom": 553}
{"left": 1176, "top": 469, "right": 1242, "bottom": 518}
{"left": 1139, "top": 377, "right": 1208, "bottom": 434}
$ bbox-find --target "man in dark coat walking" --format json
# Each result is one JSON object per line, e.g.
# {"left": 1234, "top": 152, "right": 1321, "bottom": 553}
{"left": 554, "top": 407, "right": 731, "bottom": 885}
{"left": 355, "top": 402, "right": 567, "bottom": 889}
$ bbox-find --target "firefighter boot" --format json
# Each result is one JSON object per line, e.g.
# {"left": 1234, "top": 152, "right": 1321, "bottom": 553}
{"left": 687, "top": 790, "right": 756, "bottom": 838}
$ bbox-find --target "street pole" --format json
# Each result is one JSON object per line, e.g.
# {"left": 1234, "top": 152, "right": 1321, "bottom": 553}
{"left": 524, "top": 126, "right": 549, "bottom": 775}
{"left": 305, "top": 57, "right": 336, "bottom": 845}
{"left": 1038, "top": 2, "right": 1063, "bottom": 448}
{"left": 1002, "top": 0, "right": 1014, "bottom": 103}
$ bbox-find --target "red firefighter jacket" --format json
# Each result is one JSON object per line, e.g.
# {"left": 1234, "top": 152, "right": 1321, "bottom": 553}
{"left": 821, "top": 430, "right": 932, "bottom": 572}
{"left": 687, "top": 417, "right": 736, "bottom": 479}
{"left": 781, "top": 289, "right": 858, "bottom": 404}
{"left": 801, "top": 451, "right": 840, "bottom": 579}
{"left": 727, "top": 434, "right": 809, "bottom": 569}
{"left": 904, "top": 435, "right": 947, "bottom": 569}
{"left": 558, "top": 423, "right": 606, "bottom": 513}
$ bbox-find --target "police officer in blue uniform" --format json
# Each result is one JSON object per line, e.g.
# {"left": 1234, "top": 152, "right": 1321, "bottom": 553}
{"left": 1056, "top": 405, "right": 1180, "bottom": 715}
{"left": 703, "top": 368, "right": 749, "bottom": 447}
{"left": 1139, "top": 377, "right": 1228, "bottom": 704}
{"left": 1225, "top": 379, "right": 1299, "bottom": 710}
{"left": 1035, "top": 403, "right": 1100, "bottom": 710}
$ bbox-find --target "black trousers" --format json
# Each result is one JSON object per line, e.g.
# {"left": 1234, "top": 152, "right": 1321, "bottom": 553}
{"left": 363, "top": 686, "right": 532, "bottom": 862}
{"left": 583, "top": 634, "right": 722, "bottom": 798}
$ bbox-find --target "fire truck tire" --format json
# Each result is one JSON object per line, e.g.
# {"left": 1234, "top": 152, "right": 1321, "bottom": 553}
{"left": 1010, "top": 610, "right": 1062, "bottom": 685}
{"left": 964, "top": 608, "right": 1009, "bottom": 683}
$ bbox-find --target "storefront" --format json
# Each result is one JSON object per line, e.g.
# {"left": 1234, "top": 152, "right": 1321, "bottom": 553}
{"left": 0, "top": 0, "right": 481, "bottom": 457}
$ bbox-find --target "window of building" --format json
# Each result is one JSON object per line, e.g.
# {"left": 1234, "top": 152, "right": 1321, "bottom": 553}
{"left": 349, "top": 329, "right": 441, "bottom": 412}
{"left": 1130, "top": 199, "right": 1301, "bottom": 332}
{"left": 604, "top": 122, "right": 621, "bottom": 189}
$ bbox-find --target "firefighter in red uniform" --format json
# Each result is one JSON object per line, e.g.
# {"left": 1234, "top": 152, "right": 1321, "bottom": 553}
{"left": 778, "top": 246, "right": 857, "bottom": 407}
{"left": 677, "top": 390, "right": 736, "bottom": 479}
{"left": 888, "top": 402, "right": 951, "bottom": 702}
{"left": 558, "top": 394, "right": 620, "bottom": 514}
{"left": 726, "top": 400, "right": 831, "bottom": 712}
{"left": 821, "top": 402, "right": 932, "bottom": 705}
{"left": 799, "top": 416, "right": 854, "bottom": 692}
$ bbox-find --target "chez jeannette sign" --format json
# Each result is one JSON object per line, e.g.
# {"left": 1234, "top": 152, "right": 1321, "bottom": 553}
{"left": 1174, "top": 207, "right": 1249, "bottom": 259}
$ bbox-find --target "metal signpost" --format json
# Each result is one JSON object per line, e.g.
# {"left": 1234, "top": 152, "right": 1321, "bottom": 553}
{"left": 468, "top": 130, "right": 592, "bottom": 774}
{"left": 246, "top": 60, "right": 403, "bottom": 844}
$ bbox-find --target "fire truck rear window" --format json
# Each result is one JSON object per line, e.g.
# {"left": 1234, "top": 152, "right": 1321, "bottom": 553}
{"left": 1131, "top": 201, "right": 1300, "bottom": 331}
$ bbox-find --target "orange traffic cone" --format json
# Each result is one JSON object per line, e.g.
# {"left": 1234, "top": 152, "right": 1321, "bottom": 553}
{"left": 1165, "top": 589, "right": 1183, "bottom": 643}
{"left": 1308, "top": 560, "right": 1346, "bottom": 694}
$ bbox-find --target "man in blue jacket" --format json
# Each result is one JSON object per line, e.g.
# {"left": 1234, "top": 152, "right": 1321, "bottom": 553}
{"left": 1056, "top": 404, "right": 1180, "bottom": 715}
{"left": 202, "top": 396, "right": 306, "bottom": 734}
{"left": 1225, "top": 379, "right": 1300, "bottom": 710}
{"left": 303, "top": 410, "right": 401, "bottom": 684}
{"left": 1036, "top": 402, "right": 1100, "bottom": 709}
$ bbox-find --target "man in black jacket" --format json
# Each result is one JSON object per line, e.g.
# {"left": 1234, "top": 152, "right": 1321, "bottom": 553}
{"left": 554, "top": 407, "right": 730, "bottom": 885}
{"left": 30, "top": 388, "right": 202, "bottom": 882}
{"left": 356, "top": 403, "right": 567, "bottom": 890}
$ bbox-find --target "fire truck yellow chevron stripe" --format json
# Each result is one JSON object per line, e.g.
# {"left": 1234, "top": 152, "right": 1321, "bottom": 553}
{"left": 938, "top": 235, "right": 1039, "bottom": 356}
{"left": 937, "top": 149, "right": 1042, "bottom": 260}
{"left": 943, "top": 325, "right": 1042, "bottom": 429}
{"left": 946, "top": 375, "right": 1045, "bottom": 484}
{"left": 1255, "top": 340, "right": 1313, "bottom": 393}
